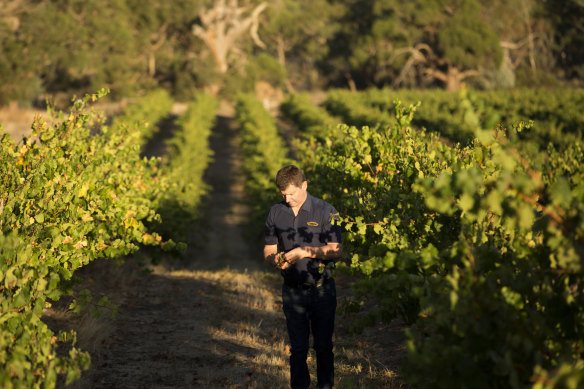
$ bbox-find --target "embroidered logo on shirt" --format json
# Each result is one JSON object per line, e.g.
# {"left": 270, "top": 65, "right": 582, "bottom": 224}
{"left": 307, "top": 221, "right": 319, "bottom": 226}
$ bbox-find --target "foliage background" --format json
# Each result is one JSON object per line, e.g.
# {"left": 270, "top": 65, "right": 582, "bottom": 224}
{"left": 0, "top": 0, "right": 582, "bottom": 106}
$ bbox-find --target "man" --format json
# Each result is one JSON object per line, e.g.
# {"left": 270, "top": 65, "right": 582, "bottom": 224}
{"left": 264, "top": 165, "right": 342, "bottom": 389}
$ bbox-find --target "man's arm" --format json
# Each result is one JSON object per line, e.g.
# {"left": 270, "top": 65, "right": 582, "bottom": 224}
{"left": 263, "top": 244, "right": 279, "bottom": 267}
{"left": 280, "top": 242, "right": 342, "bottom": 270}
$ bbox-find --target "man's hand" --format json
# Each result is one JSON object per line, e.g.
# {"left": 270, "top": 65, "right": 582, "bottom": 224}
{"left": 264, "top": 245, "right": 294, "bottom": 269}
{"left": 275, "top": 251, "right": 288, "bottom": 268}
{"left": 280, "top": 252, "right": 292, "bottom": 269}
{"left": 280, "top": 247, "right": 305, "bottom": 269}
{"left": 265, "top": 243, "right": 342, "bottom": 270}
{"left": 281, "top": 244, "right": 342, "bottom": 269}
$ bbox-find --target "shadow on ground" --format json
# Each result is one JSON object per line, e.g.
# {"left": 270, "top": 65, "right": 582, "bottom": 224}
{"left": 82, "top": 263, "right": 288, "bottom": 388}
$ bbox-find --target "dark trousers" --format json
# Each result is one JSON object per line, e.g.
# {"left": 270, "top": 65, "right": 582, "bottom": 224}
{"left": 282, "top": 280, "right": 336, "bottom": 389}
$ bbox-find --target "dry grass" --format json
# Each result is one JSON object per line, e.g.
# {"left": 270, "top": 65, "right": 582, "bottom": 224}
{"left": 165, "top": 268, "right": 291, "bottom": 388}
{"left": 0, "top": 102, "right": 46, "bottom": 140}
{"left": 0, "top": 100, "right": 129, "bottom": 141}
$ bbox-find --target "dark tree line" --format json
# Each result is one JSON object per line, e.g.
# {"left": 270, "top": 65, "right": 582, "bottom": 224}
{"left": 0, "top": 0, "right": 582, "bottom": 106}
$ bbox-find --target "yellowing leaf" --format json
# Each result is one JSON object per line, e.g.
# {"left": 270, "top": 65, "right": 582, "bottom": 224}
{"left": 142, "top": 234, "right": 155, "bottom": 244}
{"left": 124, "top": 217, "right": 138, "bottom": 229}
{"left": 74, "top": 240, "right": 88, "bottom": 249}
{"left": 78, "top": 183, "right": 89, "bottom": 198}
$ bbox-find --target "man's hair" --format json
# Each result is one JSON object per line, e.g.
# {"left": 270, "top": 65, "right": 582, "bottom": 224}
{"left": 275, "top": 165, "right": 306, "bottom": 191}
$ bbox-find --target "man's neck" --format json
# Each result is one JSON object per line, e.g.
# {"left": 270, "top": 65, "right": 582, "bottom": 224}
{"left": 291, "top": 194, "right": 307, "bottom": 216}
{"left": 291, "top": 203, "right": 302, "bottom": 216}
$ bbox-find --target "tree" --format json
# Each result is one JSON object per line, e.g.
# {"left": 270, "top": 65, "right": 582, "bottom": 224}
{"left": 480, "top": 0, "right": 555, "bottom": 87}
{"left": 192, "top": 0, "right": 268, "bottom": 74}
{"left": 0, "top": 0, "right": 206, "bottom": 104}
{"left": 326, "top": 0, "right": 502, "bottom": 91}
{"left": 0, "top": 0, "right": 44, "bottom": 104}
{"left": 543, "top": 0, "right": 584, "bottom": 81}
{"left": 0, "top": 0, "right": 152, "bottom": 103}
{"left": 259, "top": 0, "right": 343, "bottom": 90}
{"left": 124, "top": 0, "right": 204, "bottom": 98}
{"left": 430, "top": 0, "right": 503, "bottom": 90}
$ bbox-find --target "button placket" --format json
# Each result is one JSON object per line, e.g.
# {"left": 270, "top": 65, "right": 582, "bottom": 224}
{"left": 292, "top": 213, "right": 299, "bottom": 248}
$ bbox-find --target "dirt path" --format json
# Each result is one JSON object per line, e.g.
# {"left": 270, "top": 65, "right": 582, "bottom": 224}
{"left": 85, "top": 266, "right": 287, "bottom": 388}
{"left": 66, "top": 102, "right": 406, "bottom": 389}
{"left": 184, "top": 101, "right": 261, "bottom": 272}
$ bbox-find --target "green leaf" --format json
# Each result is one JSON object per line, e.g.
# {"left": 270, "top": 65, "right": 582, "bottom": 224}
{"left": 11, "top": 292, "right": 27, "bottom": 309}
{"left": 486, "top": 190, "right": 503, "bottom": 215}
{"left": 458, "top": 193, "right": 474, "bottom": 213}
{"left": 550, "top": 177, "right": 572, "bottom": 206}
{"left": 373, "top": 223, "right": 384, "bottom": 235}
{"left": 4, "top": 268, "right": 17, "bottom": 287}
{"left": 517, "top": 202, "right": 535, "bottom": 230}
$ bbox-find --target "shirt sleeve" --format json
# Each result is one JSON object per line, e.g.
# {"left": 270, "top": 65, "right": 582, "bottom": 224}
{"left": 264, "top": 207, "right": 278, "bottom": 246}
{"left": 320, "top": 205, "right": 342, "bottom": 244}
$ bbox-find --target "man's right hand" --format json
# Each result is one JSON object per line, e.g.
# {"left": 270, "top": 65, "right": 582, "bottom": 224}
{"left": 275, "top": 251, "right": 288, "bottom": 268}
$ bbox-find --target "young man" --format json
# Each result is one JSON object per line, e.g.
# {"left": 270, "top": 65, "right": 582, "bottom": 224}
{"left": 264, "top": 165, "right": 342, "bottom": 389}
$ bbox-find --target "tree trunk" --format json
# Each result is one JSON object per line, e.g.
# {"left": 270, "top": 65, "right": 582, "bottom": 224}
{"left": 192, "top": 0, "right": 267, "bottom": 74}
{"left": 344, "top": 71, "right": 357, "bottom": 91}
{"left": 445, "top": 67, "right": 461, "bottom": 91}
{"left": 428, "top": 65, "right": 480, "bottom": 91}
{"left": 521, "top": 0, "right": 537, "bottom": 75}
{"left": 276, "top": 34, "right": 286, "bottom": 68}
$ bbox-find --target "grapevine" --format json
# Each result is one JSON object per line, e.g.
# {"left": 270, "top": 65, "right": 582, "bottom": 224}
{"left": 0, "top": 89, "right": 170, "bottom": 388}
{"left": 287, "top": 92, "right": 584, "bottom": 388}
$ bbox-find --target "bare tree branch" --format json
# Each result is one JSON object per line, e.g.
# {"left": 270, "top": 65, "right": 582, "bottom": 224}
{"left": 146, "top": 24, "right": 168, "bottom": 76}
{"left": 500, "top": 38, "right": 532, "bottom": 50}
{"left": 249, "top": 4, "right": 267, "bottom": 49}
{"left": 426, "top": 68, "right": 448, "bottom": 83}
{"left": 459, "top": 69, "right": 481, "bottom": 79}
{"left": 521, "top": 0, "right": 537, "bottom": 74}
{"left": 391, "top": 43, "right": 433, "bottom": 87}
{"left": 193, "top": 0, "right": 267, "bottom": 73}
{"left": 0, "top": 0, "right": 28, "bottom": 16}
{"left": 0, "top": 0, "right": 38, "bottom": 31}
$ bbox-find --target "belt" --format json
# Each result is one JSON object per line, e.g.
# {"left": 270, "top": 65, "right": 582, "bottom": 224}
{"left": 285, "top": 277, "right": 334, "bottom": 290}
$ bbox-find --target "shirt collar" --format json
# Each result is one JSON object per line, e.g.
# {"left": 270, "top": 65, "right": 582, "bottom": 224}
{"left": 298, "top": 192, "right": 313, "bottom": 213}
{"left": 281, "top": 192, "right": 313, "bottom": 215}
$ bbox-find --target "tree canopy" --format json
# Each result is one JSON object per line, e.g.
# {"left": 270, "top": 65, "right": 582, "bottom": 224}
{"left": 0, "top": 0, "right": 581, "bottom": 105}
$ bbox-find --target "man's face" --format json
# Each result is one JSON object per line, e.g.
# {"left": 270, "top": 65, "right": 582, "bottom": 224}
{"left": 280, "top": 181, "right": 307, "bottom": 208}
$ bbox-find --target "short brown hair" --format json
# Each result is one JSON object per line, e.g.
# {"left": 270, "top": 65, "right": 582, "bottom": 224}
{"left": 275, "top": 165, "right": 306, "bottom": 191}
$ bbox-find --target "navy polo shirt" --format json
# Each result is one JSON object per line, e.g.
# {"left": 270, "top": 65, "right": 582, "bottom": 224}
{"left": 264, "top": 193, "right": 342, "bottom": 285}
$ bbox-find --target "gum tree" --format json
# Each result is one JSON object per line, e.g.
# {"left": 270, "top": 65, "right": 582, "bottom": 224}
{"left": 259, "top": 0, "right": 343, "bottom": 90}
{"left": 326, "top": 0, "right": 502, "bottom": 91}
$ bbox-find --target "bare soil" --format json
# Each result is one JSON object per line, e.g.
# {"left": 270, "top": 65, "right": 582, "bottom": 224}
{"left": 0, "top": 100, "right": 127, "bottom": 142}
{"left": 43, "top": 101, "right": 407, "bottom": 388}
{"left": 0, "top": 102, "right": 45, "bottom": 141}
